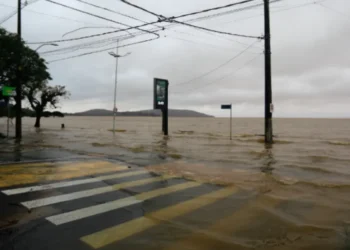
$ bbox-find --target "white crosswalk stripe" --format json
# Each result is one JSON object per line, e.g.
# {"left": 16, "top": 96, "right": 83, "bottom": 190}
{"left": 21, "top": 176, "right": 174, "bottom": 209}
{"left": 2, "top": 170, "right": 147, "bottom": 195}
{"left": 46, "top": 181, "right": 200, "bottom": 225}
{"left": 1, "top": 166, "right": 243, "bottom": 250}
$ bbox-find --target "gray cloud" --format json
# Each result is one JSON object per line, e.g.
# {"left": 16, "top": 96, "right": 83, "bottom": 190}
{"left": 0, "top": 0, "right": 349, "bottom": 117}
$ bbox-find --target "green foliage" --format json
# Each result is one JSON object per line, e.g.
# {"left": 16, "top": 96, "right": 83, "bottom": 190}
{"left": 0, "top": 28, "right": 51, "bottom": 91}
{"left": 0, "top": 28, "right": 67, "bottom": 127}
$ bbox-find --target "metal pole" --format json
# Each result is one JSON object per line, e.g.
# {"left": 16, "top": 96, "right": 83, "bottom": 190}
{"left": 264, "top": 0, "right": 273, "bottom": 143}
{"left": 163, "top": 83, "right": 169, "bottom": 136}
{"left": 7, "top": 101, "right": 10, "bottom": 138}
{"left": 230, "top": 105, "right": 232, "bottom": 140}
{"left": 112, "top": 41, "right": 119, "bottom": 133}
{"left": 15, "top": 0, "right": 22, "bottom": 139}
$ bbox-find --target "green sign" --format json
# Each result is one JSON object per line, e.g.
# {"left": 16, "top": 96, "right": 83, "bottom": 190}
{"left": 2, "top": 86, "right": 16, "bottom": 97}
{"left": 156, "top": 81, "right": 166, "bottom": 102}
{"left": 154, "top": 78, "right": 169, "bottom": 109}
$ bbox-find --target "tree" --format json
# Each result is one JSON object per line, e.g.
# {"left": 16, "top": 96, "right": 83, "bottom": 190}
{"left": 25, "top": 82, "right": 69, "bottom": 128}
{"left": 0, "top": 27, "right": 51, "bottom": 101}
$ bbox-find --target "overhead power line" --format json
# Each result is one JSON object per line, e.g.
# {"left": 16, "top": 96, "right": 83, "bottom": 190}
{"left": 0, "top": 0, "right": 40, "bottom": 24}
{"left": 121, "top": 0, "right": 257, "bottom": 20}
{"left": 216, "top": 0, "right": 328, "bottom": 26}
{"left": 184, "top": 0, "right": 281, "bottom": 24}
{"left": 120, "top": 0, "right": 160, "bottom": 18}
{"left": 72, "top": 0, "right": 162, "bottom": 35}
{"left": 75, "top": 0, "right": 146, "bottom": 23}
{"left": 173, "top": 40, "right": 260, "bottom": 87}
{"left": 62, "top": 26, "right": 118, "bottom": 37}
{"left": 170, "top": 20, "right": 262, "bottom": 39}
{"left": 0, "top": 2, "right": 120, "bottom": 26}
{"left": 173, "top": 53, "right": 262, "bottom": 93}
{"left": 48, "top": 37, "right": 159, "bottom": 63}
{"left": 120, "top": 0, "right": 262, "bottom": 39}
{"left": 74, "top": 0, "right": 163, "bottom": 30}
{"left": 45, "top": 0, "right": 159, "bottom": 38}
{"left": 29, "top": 0, "right": 261, "bottom": 44}
{"left": 317, "top": 2, "right": 350, "bottom": 20}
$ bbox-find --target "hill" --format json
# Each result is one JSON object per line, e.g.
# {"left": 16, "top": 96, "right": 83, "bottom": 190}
{"left": 66, "top": 109, "right": 213, "bottom": 117}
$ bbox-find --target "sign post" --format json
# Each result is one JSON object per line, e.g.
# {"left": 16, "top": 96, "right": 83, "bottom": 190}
{"left": 2, "top": 86, "right": 16, "bottom": 138}
{"left": 154, "top": 78, "right": 169, "bottom": 136}
{"left": 221, "top": 104, "right": 232, "bottom": 140}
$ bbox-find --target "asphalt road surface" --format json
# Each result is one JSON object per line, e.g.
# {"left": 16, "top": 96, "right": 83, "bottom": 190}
{"left": 0, "top": 160, "right": 258, "bottom": 250}
{"left": 1, "top": 160, "right": 344, "bottom": 250}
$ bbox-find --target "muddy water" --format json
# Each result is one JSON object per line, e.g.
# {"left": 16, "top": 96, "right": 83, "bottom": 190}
{"left": 1, "top": 116, "right": 350, "bottom": 249}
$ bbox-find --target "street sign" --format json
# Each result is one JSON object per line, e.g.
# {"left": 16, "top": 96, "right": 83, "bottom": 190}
{"left": 154, "top": 78, "right": 168, "bottom": 110}
{"left": 221, "top": 104, "right": 232, "bottom": 110}
{"left": 221, "top": 104, "right": 232, "bottom": 140}
{"left": 153, "top": 78, "right": 169, "bottom": 136}
{"left": 2, "top": 86, "right": 16, "bottom": 97}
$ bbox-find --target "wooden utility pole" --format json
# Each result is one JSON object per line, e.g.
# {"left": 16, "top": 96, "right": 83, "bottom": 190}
{"left": 16, "top": 0, "right": 22, "bottom": 138}
{"left": 264, "top": 0, "right": 273, "bottom": 143}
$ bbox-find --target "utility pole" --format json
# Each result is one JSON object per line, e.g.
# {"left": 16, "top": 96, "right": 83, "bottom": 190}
{"left": 264, "top": 0, "right": 273, "bottom": 143}
{"left": 108, "top": 42, "right": 131, "bottom": 133}
{"left": 15, "top": 0, "right": 22, "bottom": 139}
{"left": 113, "top": 41, "right": 119, "bottom": 133}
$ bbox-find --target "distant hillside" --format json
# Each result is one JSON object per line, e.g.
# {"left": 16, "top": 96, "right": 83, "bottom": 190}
{"left": 66, "top": 109, "right": 213, "bottom": 117}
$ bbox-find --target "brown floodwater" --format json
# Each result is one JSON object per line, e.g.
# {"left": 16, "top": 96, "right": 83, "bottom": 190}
{"left": 1, "top": 116, "right": 350, "bottom": 249}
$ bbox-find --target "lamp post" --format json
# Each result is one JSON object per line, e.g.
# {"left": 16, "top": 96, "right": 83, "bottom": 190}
{"left": 35, "top": 43, "right": 58, "bottom": 51}
{"left": 108, "top": 43, "right": 131, "bottom": 133}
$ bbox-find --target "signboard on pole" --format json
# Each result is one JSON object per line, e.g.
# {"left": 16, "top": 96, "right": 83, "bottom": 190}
{"left": 153, "top": 78, "right": 169, "bottom": 135}
{"left": 154, "top": 78, "right": 168, "bottom": 110}
{"left": 221, "top": 104, "right": 232, "bottom": 110}
{"left": 2, "top": 86, "right": 16, "bottom": 97}
{"left": 221, "top": 104, "right": 232, "bottom": 140}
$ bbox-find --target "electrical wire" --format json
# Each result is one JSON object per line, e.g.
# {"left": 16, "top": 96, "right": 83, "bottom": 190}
{"left": 0, "top": 0, "right": 40, "bottom": 24}
{"left": 28, "top": 0, "right": 261, "bottom": 44}
{"left": 120, "top": 0, "right": 160, "bottom": 18}
{"left": 74, "top": 0, "right": 164, "bottom": 30}
{"left": 46, "top": 0, "right": 136, "bottom": 29}
{"left": 41, "top": 27, "right": 164, "bottom": 55}
{"left": 175, "top": 0, "right": 258, "bottom": 19}
{"left": 45, "top": 0, "right": 159, "bottom": 39}
{"left": 70, "top": 0, "right": 161, "bottom": 36}
{"left": 172, "top": 40, "right": 259, "bottom": 87}
{"left": 120, "top": 0, "right": 262, "bottom": 39}
{"left": 217, "top": 0, "right": 328, "bottom": 26}
{"left": 172, "top": 53, "right": 262, "bottom": 93}
{"left": 47, "top": 37, "right": 159, "bottom": 63}
{"left": 317, "top": 2, "right": 350, "bottom": 20}
{"left": 41, "top": 34, "right": 132, "bottom": 55}
{"left": 166, "top": 35, "right": 259, "bottom": 53}
{"left": 62, "top": 26, "right": 120, "bottom": 37}
{"left": 0, "top": 2, "right": 120, "bottom": 26}
{"left": 182, "top": 0, "right": 280, "bottom": 23}
{"left": 170, "top": 20, "right": 263, "bottom": 39}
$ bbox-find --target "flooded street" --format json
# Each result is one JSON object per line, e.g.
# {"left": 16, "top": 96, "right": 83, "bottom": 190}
{"left": 1, "top": 116, "right": 350, "bottom": 249}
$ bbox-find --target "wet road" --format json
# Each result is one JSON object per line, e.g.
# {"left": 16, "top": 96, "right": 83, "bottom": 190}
{"left": 0, "top": 160, "right": 347, "bottom": 250}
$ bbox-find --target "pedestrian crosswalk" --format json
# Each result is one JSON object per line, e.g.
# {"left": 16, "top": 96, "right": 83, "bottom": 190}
{"left": 2, "top": 169, "right": 148, "bottom": 195}
{"left": 0, "top": 160, "right": 262, "bottom": 250}
{"left": 81, "top": 186, "right": 238, "bottom": 249}
{"left": 47, "top": 181, "right": 201, "bottom": 226}
{"left": 0, "top": 161, "right": 128, "bottom": 188}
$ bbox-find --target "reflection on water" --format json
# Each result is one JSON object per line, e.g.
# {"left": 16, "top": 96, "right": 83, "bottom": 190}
{"left": 1, "top": 117, "right": 350, "bottom": 248}
{"left": 260, "top": 143, "right": 275, "bottom": 175}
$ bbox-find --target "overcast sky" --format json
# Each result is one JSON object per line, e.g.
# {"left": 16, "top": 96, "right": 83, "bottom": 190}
{"left": 0, "top": 0, "right": 349, "bottom": 117}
